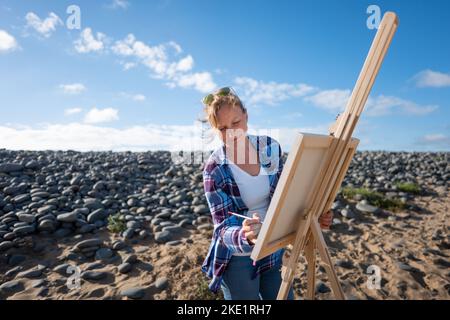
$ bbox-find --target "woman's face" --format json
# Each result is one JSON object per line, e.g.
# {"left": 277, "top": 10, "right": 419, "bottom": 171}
{"left": 215, "top": 104, "right": 248, "bottom": 145}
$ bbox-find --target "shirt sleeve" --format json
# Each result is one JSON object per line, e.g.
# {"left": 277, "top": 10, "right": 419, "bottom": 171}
{"left": 203, "top": 169, "right": 254, "bottom": 254}
{"left": 277, "top": 143, "right": 285, "bottom": 179}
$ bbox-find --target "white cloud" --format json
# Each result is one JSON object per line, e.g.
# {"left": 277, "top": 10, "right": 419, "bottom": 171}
{"left": 302, "top": 88, "right": 437, "bottom": 116}
{"left": 0, "top": 29, "right": 18, "bottom": 53}
{"left": 167, "top": 41, "right": 182, "bottom": 54}
{"left": 121, "top": 61, "right": 137, "bottom": 70}
{"left": 304, "top": 89, "right": 351, "bottom": 111}
{"left": 74, "top": 28, "right": 106, "bottom": 53}
{"left": 109, "top": 0, "right": 130, "bottom": 10}
{"left": 64, "top": 108, "right": 83, "bottom": 115}
{"left": 234, "top": 77, "right": 316, "bottom": 106}
{"left": 0, "top": 122, "right": 221, "bottom": 152}
{"left": 416, "top": 134, "right": 450, "bottom": 147}
{"left": 84, "top": 107, "right": 119, "bottom": 124}
{"left": 25, "top": 12, "right": 63, "bottom": 38}
{"left": 119, "top": 92, "right": 147, "bottom": 102}
{"left": 170, "top": 72, "right": 216, "bottom": 93}
{"left": 112, "top": 33, "right": 216, "bottom": 93}
{"left": 132, "top": 94, "right": 146, "bottom": 102}
{"left": 0, "top": 121, "right": 335, "bottom": 152}
{"left": 366, "top": 95, "right": 438, "bottom": 116}
{"left": 413, "top": 69, "right": 450, "bottom": 88}
{"left": 59, "top": 83, "right": 86, "bottom": 95}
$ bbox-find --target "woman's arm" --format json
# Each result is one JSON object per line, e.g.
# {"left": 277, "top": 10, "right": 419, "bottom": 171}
{"left": 203, "top": 169, "right": 254, "bottom": 254}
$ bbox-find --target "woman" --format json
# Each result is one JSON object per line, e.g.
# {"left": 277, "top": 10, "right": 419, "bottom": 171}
{"left": 200, "top": 87, "right": 333, "bottom": 300}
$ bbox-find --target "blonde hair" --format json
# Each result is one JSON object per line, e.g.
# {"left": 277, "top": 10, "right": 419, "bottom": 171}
{"left": 203, "top": 92, "right": 247, "bottom": 129}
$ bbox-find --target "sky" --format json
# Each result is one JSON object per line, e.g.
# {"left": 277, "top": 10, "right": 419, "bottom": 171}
{"left": 0, "top": 0, "right": 449, "bottom": 152}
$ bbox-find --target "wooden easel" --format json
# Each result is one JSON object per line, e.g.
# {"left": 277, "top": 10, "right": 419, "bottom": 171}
{"left": 277, "top": 12, "right": 399, "bottom": 300}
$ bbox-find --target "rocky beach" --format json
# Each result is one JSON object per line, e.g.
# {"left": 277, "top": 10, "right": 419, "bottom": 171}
{"left": 0, "top": 148, "right": 448, "bottom": 300}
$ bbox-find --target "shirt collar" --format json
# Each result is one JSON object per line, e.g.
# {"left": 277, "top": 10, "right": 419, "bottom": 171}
{"left": 216, "top": 133, "right": 259, "bottom": 166}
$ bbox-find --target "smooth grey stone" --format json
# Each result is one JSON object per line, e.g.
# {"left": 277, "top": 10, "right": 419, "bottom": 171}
{"left": 70, "top": 175, "right": 82, "bottom": 186}
{"left": 13, "top": 194, "right": 30, "bottom": 204}
{"left": 5, "top": 266, "right": 24, "bottom": 277}
{"left": 54, "top": 228, "right": 72, "bottom": 238}
{"left": 154, "top": 231, "right": 172, "bottom": 243}
{"left": 81, "top": 271, "right": 109, "bottom": 281}
{"left": 0, "top": 280, "right": 24, "bottom": 297}
{"left": 95, "top": 248, "right": 113, "bottom": 260}
{"left": 118, "top": 262, "right": 132, "bottom": 274}
{"left": 340, "top": 208, "right": 355, "bottom": 219}
{"left": 0, "top": 241, "right": 14, "bottom": 252}
{"left": 124, "top": 254, "right": 138, "bottom": 264}
{"left": 120, "top": 287, "right": 145, "bottom": 299}
{"left": 356, "top": 201, "right": 380, "bottom": 213}
{"left": 32, "top": 192, "right": 50, "bottom": 199}
{"left": 16, "top": 265, "right": 46, "bottom": 279}
{"left": 166, "top": 240, "right": 182, "bottom": 246}
{"left": 53, "top": 263, "right": 71, "bottom": 275}
{"left": 335, "top": 259, "right": 354, "bottom": 269}
{"left": 162, "top": 225, "right": 183, "bottom": 233}
{"left": 0, "top": 163, "right": 24, "bottom": 173}
{"left": 17, "top": 213, "right": 36, "bottom": 223}
{"left": 24, "top": 160, "right": 39, "bottom": 170}
{"left": 159, "top": 221, "right": 174, "bottom": 227}
{"left": 112, "top": 240, "right": 126, "bottom": 251}
{"left": 136, "top": 207, "right": 147, "bottom": 215}
{"left": 78, "top": 224, "right": 96, "bottom": 234}
{"left": 37, "top": 205, "right": 54, "bottom": 215}
{"left": 155, "top": 211, "right": 171, "bottom": 219}
{"left": 13, "top": 225, "right": 35, "bottom": 235}
{"left": 57, "top": 211, "right": 79, "bottom": 223}
{"left": 193, "top": 205, "right": 208, "bottom": 214}
{"left": 396, "top": 262, "right": 413, "bottom": 271}
{"left": 84, "top": 262, "right": 104, "bottom": 271}
{"left": 74, "top": 238, "right": 103, "bottom": 250}
{"left": 126, "top": 221, "right": 141, "bottom": 230}
{"left": 197, "top": 223, "right": 213, "bottom": 231}
{"left": 122, "top": 228, "right": 135, "bottom": 240}
{"left": 316, "top": 281, "right": 331, "bottom": 293}
{"left": 87, "top": 208, "right": 108, "bottom": 223}
{"left": 154, "top": 277, "right": 168, "bottom": 290}
{"left": 38, "top": 219, "right": 55, "bottom": 232}
{"left": 83, "top": 198, "right": 103, "bottom": 210}
{"left": 31, "top": 279, "right": 46, "bottom": 288}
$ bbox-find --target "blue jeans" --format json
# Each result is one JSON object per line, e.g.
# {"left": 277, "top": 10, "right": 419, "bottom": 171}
{"left": 220, "top": 255, "right": 295, "bottom": 300}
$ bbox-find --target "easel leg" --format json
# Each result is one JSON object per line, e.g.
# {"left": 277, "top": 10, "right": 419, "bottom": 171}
{"left": 278, "top": 257, "right": 295, "bottom": 299}
{"left": 305, "top": 232, "right": 316, "bottom": 300}
{"left": 311, "top": 220, "right": 345, "bottom": 299}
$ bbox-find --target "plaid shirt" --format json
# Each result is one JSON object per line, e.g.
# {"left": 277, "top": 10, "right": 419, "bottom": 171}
{"left": 201, "top": 133, "right": 286, "bottom": 293}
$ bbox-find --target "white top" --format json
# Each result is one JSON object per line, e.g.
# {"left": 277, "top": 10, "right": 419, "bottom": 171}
{"left": 228, "top": 161, "right": 270, "bottom": 256}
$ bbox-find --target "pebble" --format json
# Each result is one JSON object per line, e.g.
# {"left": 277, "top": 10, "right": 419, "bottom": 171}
{"left": 118, "top": 262, "right": 132, "bottom": 274}
{"left": 95, "top": 248, "right": 114, "bottom": 260}
{"left": 154, "top": 277, "right": 168, "bottom": 290}
{"left": 57, "top": 211, "right": 79, "bottom": 223}
{"left": 155, "top": 231, "right": 172, "bottom": 243}
{"left": 0, "top": 280, "right": 24, "bottom": 297}
{"left": 356, "top": 201, "right": 380, "bottom": 214}
{"left": 16, "top": 265, "right": 46, "bottom": 279}
{"left": 74, "top": 238, "right": 103, "bottom": 250}
{"left": 81, "top": 271, "right": 109, "bottom": 281}
{"left": 316, "top": 281, "right": 331, "bottom": 294}
{"left": 121, "top": 287, "right": 145, "bottom": 299}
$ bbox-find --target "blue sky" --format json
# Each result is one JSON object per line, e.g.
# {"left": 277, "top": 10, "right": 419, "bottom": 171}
{"left": 0, "top": 0, "right": 449, "bottom": 152}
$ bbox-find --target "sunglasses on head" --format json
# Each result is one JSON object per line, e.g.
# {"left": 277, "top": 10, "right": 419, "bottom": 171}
{"left": 201, "top": 86, "right": 236, "bottom": 105}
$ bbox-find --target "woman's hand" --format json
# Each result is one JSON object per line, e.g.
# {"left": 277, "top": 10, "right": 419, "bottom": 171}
{"left": 318, "top": 209, "right": 333, "bottom": 230}
{"left": 242, "top": 212, "right": 261, "bottom": 244}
